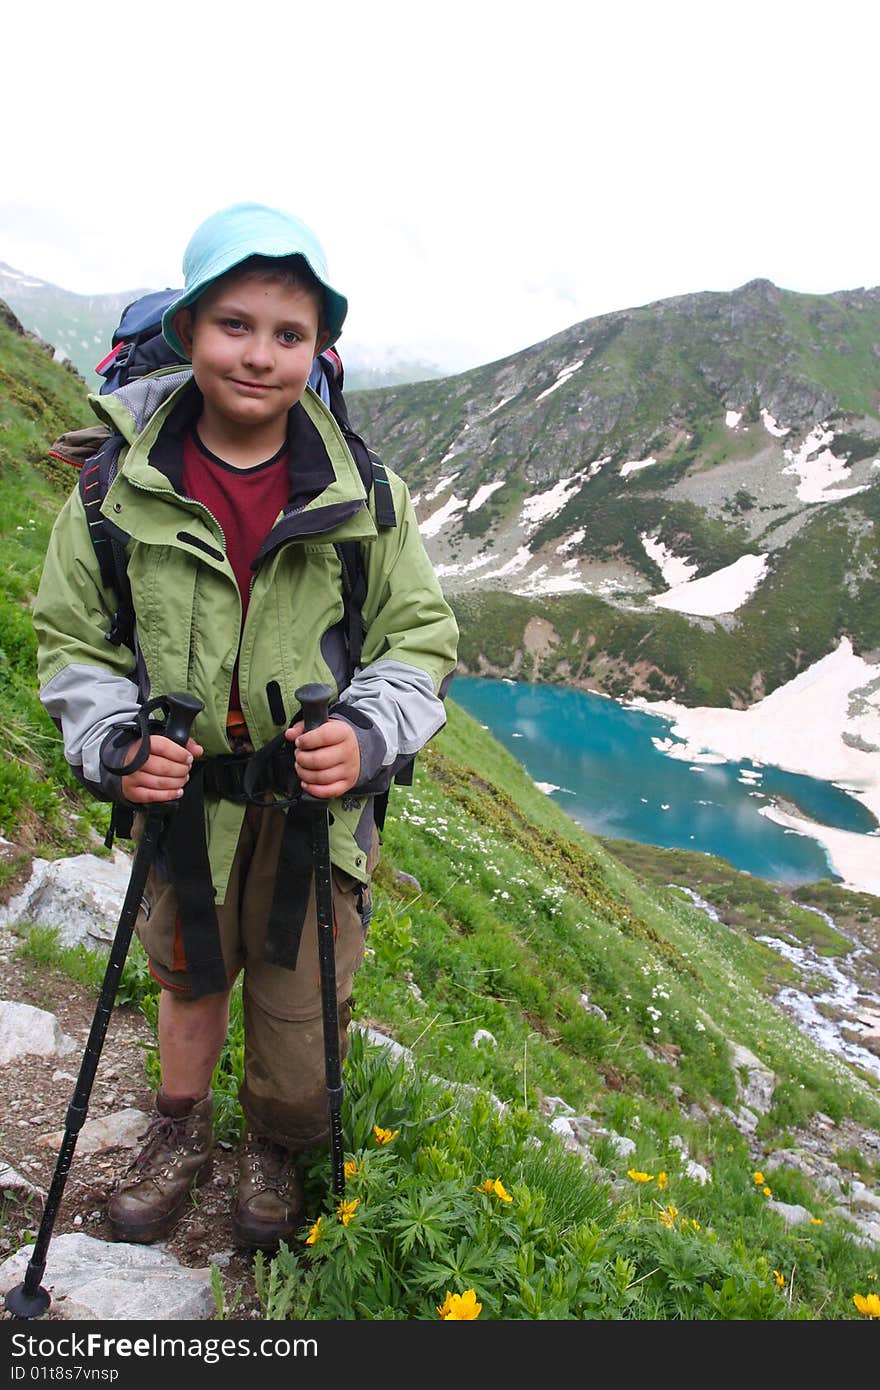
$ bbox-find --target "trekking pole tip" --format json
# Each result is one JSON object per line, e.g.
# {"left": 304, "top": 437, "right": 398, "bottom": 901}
{"left": 5, "top": 1277, "right": 52, "bottom": 1319}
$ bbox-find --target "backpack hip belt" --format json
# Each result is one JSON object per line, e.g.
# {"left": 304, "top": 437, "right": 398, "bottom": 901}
{"left": 166, "top": 741, "right": 325, "bottom": 997}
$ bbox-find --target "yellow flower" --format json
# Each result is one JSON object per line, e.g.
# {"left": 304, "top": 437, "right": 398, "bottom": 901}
{"left": 762, "top": 1186, "right": 772, "bottom": 1197}
{"left": 810, "top": 1216, "right": 823, "bottom": 1226}
{"left": 372, "top": 1125, "right": 400, "bottom": 1145}
{"left": 344, "top": 1159, "right": 359, "bottom": 1180}
{"left": 773, "top": 1270, "right": 786, "bottom": 1289}
{"left": 627, "top": 1169, "right": 654, "bottom": 1183}
{"left": 690, "top": 1219, "right": 701, "bottom": 1231}
{"left": 438, "top": 1289, "right": 482, "bottom": 1320}
{"left": 305, "top": 1216, "right": 324, "bottom": 1246}
{"left": 476, "top": 1177, "right": 513, "bottom": 1202}
{"left": 753, "top": 1171, "right": 765, "bottom": 1185}
{"left": 337, "top": 1197, "right": 359, "bottom": 1226}
{"left": 853, "top": 1293, "right": 880, "bottom": 1318}
{"left": 658, "top": 1204, "right": 679, "bottom": 1228}
{"left": 657, "top": 1171, "right": 668, "bottom": 1190}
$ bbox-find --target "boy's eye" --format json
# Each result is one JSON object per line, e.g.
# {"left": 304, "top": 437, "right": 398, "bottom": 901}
{"left": 279, "top": 329, "right": 301, "bottom": 346}
{"left": 221, "top": 318, "right": 246, "bottom": 332}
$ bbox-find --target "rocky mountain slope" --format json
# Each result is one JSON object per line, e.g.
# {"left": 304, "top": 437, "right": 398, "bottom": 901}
{"left": 345, "top": 279, "right": 880, "bottom": 706}
{"left": 347, "top": 279, "right": 880, "bottom": 595}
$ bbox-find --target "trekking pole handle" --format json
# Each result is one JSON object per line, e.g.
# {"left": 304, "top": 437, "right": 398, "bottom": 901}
{"left": 296, "top": 683, "right": 333, "bottom": 733}
{"left": 159, "top": 691, "right": 205, "bottom": 747}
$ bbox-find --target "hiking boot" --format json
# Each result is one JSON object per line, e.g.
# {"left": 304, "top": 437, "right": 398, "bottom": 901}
{"left": 231, "top": 1131, "right": 305, "bottom": 1251}
{"left": 107, "top": 1092, "right": 214, "bottom": 1243}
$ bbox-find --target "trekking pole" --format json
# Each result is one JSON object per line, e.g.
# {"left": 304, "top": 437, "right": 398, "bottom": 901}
{"left": 5, "top": 692, "right": 204, "bottom": 1320}
{"left": 295, "top": 683, "right": 346, "bottom": 1201}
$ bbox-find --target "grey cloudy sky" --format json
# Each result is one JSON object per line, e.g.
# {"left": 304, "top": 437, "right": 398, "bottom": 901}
{"left": 3, "top": 0, "right": 877, "bottom": 372}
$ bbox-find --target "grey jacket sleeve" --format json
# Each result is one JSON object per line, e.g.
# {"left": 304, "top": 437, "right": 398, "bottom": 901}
{"left": 33, "top": 486, "right": 143, "bottom": 801}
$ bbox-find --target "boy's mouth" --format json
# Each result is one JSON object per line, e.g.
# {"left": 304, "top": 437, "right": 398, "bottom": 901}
{"left": 230, "top": 378, "right": 275, "bottom": 393}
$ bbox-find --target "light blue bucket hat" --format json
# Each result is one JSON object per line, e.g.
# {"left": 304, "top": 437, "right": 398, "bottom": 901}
{"left": 161, "top": 202, "right": 348, "bottom": 358}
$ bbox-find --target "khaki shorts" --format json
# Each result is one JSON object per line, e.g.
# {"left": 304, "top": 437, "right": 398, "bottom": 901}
{"left": 136, "top": 803, "right": 377, "bottom": 1149}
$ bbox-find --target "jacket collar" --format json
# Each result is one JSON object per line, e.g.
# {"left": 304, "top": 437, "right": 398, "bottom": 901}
{"left": 96, "top": 372, "right": 378, "bottom": 545}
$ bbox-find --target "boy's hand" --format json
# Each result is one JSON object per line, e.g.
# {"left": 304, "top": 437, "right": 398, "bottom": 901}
{"left": 121, "top": 735, "right": 203, "bottom": 803}
{"left": 285, "top": 717, "right": 361, "bottom": 799}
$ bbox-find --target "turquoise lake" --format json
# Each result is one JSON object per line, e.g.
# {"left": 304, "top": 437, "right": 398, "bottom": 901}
{"left": 451, "top": 677, "right": 878, "bottom": 887}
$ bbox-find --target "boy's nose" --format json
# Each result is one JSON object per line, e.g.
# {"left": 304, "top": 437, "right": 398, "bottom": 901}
{"left": 242, "top": 335, "right": 275, "bottom": 369}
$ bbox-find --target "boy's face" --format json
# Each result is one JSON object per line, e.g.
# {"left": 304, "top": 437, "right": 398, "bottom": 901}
{"left": 173, "top": 270, "right": 328, "bottom": 439}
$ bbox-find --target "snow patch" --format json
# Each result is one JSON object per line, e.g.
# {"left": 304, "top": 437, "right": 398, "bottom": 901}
{"left": 0, "top": 267, "right": 45, "bottom": 287}
{"left": 467, "top": 480, "right": 505, "bottom": 512}
{"left": 535, "top": 359, "right": 585, "bottom": 403}
{"left": 519, "top": 471, "right": 588, "bottom": 529}
{"left": 425, "top": 472, "right": 460, "bottom": 501}
{"left": 641, "top": 533, "right": 699, "bottom": 588}
{"left": 419, "top": 493, "right": 467, "bottom": 538}
{"left": 782, "top": 425, "right": 869, "bottom": 503}
{"left": 433, "top": 553, "right": 495, "bottom": 578}
{"left": 620, "top": 456, "right": 657, "bottom": 478}
{"left": 556, "top": 528, "right": 585, "bottom": 554}
{"left": 481, "top": 546, "right": 533, "bottom": 579}
{"left": 650, "top": 553, "right": 768, "bottom": 616}
{"left": 761, "top": 409, "right": 790, "bottom": 438}
{"left": 513, "top": 568, "right": 591, "bottom": 596}
{"left": 631, "top": 637, "right": 880, "bottom": 896}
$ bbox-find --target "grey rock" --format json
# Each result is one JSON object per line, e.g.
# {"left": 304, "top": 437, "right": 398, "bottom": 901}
{"left": 357, "top": 1024, "right": 411, "bottom": 1067}
{"left": 0, "top": 1160, "right": 44, "bottom": 1202}
{"left": 392, "top": 870, "right": 422, "bottom": 893}
{"left": 0, "top": 1233, "right": 214, "bottom": 1321}
{"left": 729, "top": 1042, "right": 775, "bottom": 1115}
{"left": 766, "top": 1199, "right": 814, "bottom": 1227}
{"left": 0, "top": 1001, "right": 77, "bottom": 1064}
{"left": 549, "top": 1116, "right": 582, "bottom": 1152}
{"left": 0, "top": 852, "right": 133, "bottom": 951}
{"left": 35, "top": 1108, "right": 151, "bottom": 1156}
{"left": 539, "top": 1095, "right": 575, "bottom": 1118}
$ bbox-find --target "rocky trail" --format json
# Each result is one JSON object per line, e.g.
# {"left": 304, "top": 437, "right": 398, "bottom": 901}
{"left": 0, "top": 846, "right": 276, "bottom": 1322}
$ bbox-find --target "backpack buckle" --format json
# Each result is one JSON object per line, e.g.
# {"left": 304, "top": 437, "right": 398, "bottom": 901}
{"left": 104, "top": 608, "right": 133, "bottom": 648}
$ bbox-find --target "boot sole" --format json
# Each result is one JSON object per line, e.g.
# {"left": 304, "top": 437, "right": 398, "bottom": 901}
{"left": 108, "top": 1158, "right": 214, "bottom": 1244}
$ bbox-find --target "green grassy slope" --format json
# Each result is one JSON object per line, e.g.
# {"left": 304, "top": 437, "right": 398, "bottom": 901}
{"left": 0, "top": 309, "right": 107, "bottom": 857}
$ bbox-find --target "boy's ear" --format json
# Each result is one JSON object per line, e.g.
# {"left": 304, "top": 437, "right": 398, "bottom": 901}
{"left": 173, "top": 308, "right": 196, "bottom": 357}
{"left": 315, "top": 328, "right": 331, "bottom": 355}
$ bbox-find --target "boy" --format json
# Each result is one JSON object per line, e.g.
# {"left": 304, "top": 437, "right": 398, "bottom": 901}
{"left": 34, "top": 202, "right": 458, "bottom": 1251}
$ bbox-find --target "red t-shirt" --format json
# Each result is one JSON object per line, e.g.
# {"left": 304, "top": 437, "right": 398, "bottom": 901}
{"left": 182, "top": 431, "right": 289, "bottom": 721}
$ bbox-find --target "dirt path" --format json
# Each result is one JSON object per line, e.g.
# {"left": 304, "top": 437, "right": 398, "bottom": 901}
{"left": 0, "top": 922, "right": 265, "bottom": 1320}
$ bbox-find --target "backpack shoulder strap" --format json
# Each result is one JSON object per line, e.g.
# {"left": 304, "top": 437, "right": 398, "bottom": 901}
{"left": 77, "top": 432, "right": 135, "bottom": 649}
{"left": 334, "top": 453, "right": 399, "bottom": 678}
{"left": 368, "top": 451, "right": 396, "bottom": 528}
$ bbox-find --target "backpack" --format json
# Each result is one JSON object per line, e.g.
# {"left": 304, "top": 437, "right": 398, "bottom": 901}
{"left": 53, "top": 290, "right": 412, "bottom": 831}
{"left": 94, "top": 288, "right": 189, "bottom": 393}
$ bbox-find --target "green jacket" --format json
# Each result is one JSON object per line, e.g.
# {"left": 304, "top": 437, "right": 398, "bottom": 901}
{"left": 35, "top": 371, "right": 459, "bottom": 902}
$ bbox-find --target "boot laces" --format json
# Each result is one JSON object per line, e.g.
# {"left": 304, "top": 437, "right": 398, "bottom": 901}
{"left": 246, "top": 1134, "right": 291, "bottom": 1189}
{"left": 127, "top": 1113, "right": 191, "bottom": 1175}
